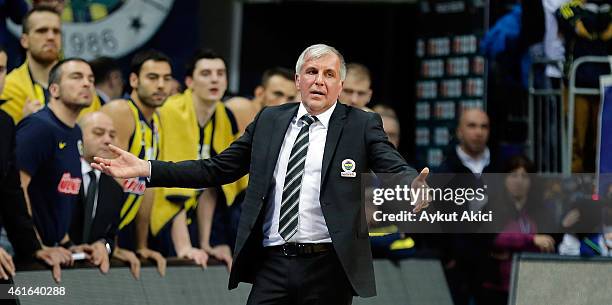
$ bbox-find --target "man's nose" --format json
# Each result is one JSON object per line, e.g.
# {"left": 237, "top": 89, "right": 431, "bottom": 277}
{"left": 102, "top": 133, "right": 113, "bottom": 145}
{"left": 157, "top": 78, "right": 167, "bottom": 88}
{"left": 315, "top": 72, "right": 324, "bottom": 85}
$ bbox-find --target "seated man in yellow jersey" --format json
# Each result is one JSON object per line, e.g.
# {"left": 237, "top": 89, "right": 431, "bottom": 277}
{"left": 153, "top": 49, "right": 247, "bottom": 270}
{"left": 225, "top": 67, "right": 297, "bottom": 133}
{"left": 100, "top": 50, "right": 173, "bottom": 275}
{"left": 0, "top": 7, "right": 100, "bottom": 124}
{"left": 339, "top": 62, "right": 374, "bottom": 112}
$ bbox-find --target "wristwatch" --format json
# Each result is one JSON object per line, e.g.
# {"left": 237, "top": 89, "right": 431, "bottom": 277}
{"left": 97, "top": 239, "right": 112, "bottom": 254}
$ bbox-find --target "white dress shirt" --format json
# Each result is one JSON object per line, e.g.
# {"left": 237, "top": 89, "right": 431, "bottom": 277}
{"left": 81, "top": 159, "right": 101, "bottom": 219}
{"left": 262, "top": 102, "right": 337, "bottom": 246}
{"left": 456, "top": 145, "right": 490, "bottom": 174}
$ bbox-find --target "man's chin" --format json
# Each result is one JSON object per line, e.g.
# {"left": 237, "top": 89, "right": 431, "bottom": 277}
{"left": 32, "top": 53, "right": 59, "bottom": 65}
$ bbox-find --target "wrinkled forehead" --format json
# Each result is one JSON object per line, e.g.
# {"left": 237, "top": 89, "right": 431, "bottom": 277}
{"left": 302, "top": 53, "right": 340, "bottom": 70}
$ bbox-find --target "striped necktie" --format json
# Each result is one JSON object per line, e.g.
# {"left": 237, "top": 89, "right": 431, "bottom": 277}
{"left": 278, "top": 114, "right": 317, "bottom": 241}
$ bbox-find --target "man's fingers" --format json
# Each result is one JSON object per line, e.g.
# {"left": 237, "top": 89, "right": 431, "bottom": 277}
{"left": 41, "top": 256, "right": 54, "bottom": 267}
{"left": 200, "top": 253, "right": 208, "bottom": 269}
{"left": 416, "top": 167, "right": 430, "bottom": 183}
{"left": 52, "top": 264, "right": 62, "bottom": 283}
{"left": 130, "top": 258, "right": 141, "bottom": 280}
{"left": 412, "top": 200, "right": 430, "bottom": 213}
{"left": 0, "top": 254, "right": 14, "bottom": 279}
{"left": 100, "top": 257, "right": 110, "bottom": 274}
{"left": 226, "top": 259, "right": 233, "bottom": 272}
{"left": 147, "top": 252, "right": 166, "bottom": 277}
{"left": 0, "top": 266, "right": 8, "bottom": 281}
{"left": 107, "top": 144, "right": 125, "bottom": 156}
{"left": 1, "top": 252, "right": 15, "bottom": 276}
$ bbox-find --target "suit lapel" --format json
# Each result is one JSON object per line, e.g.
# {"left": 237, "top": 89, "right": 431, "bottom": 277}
{"left": 263, "top": 104, "right": 299, "bottom": 182}
{"left": 321, "top": 103, "right": 348, "bottom": 188}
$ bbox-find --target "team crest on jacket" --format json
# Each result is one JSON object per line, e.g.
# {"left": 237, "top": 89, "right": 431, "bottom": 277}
{"left": 341, "top": 159, "right": 356, "bottom": 178}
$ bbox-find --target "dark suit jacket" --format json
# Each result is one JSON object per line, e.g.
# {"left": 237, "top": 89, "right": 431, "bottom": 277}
{"left": 0, "top": 110, "right": 41, "bottom": 260}
{"left": 69, "top": 173, "right": 123, "bottom": 251}
{"left": 148, "top": 102, "right": 417, "bottom": 297}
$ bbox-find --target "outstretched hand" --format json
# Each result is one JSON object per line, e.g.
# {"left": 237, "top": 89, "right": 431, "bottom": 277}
{"left": 91, "top": 144, "right": 150, "bottom": 179}
{"left": 411, "top": 167, "right": 431, "bottom": 213}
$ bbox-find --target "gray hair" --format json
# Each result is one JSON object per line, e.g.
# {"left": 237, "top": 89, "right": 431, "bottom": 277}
{"left": 295, "top": 44, "right": 346, "bottom": 81}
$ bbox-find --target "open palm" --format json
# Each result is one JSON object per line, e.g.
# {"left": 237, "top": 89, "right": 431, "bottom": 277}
{"left": 92, "top": 144, "right": 149, "bottom": 179}
{"left": 411, "top": 167, "right": 431, "bottom": 213}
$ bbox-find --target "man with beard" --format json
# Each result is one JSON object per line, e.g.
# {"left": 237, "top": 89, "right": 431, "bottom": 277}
{"left": 0, "top": 7, "right": 100, "bottom": 124}
{"left": 0, "top": 45, "right": 72, "bottom": 285}
{"left": 16, "top": 58, "right": 109, "bottom": 274}
{"left": 100, "top": 50, "right": 172, "bottom": 276}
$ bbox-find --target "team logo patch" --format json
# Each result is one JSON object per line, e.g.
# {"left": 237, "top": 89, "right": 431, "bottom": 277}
{"left": 77, "top": 140, "right": 84, "bottom": 156}
{"left": 57, "top": 173, "right": 81, "bottom": 195}
{"left": 123, "top": 177, "right": 146, "bottom": 195}
{"left": 341, "top": 159, "right": 356, "bottom": 178}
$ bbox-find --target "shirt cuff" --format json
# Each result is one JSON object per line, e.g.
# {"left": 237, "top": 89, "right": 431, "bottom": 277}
{"left": 147, "top": 161, "right": 152, "bottom": 183}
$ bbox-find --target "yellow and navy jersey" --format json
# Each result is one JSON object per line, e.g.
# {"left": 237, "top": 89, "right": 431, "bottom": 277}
{"left": 0, "top": 61, "right": 101, "bottom": 124}
{"left": 118, "top": 99, "right": 161, "bottom": 230}
{"left": 150, "top": 90, "right": 248, "bottom": 236}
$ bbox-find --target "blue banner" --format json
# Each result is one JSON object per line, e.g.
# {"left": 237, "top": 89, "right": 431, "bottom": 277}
{"left": 597, "top": 73, "right": 612, "bottom": 197}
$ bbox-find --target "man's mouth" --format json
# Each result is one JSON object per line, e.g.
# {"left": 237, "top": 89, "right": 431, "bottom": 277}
{"left": 310, "top": 90, "right": 325, "bottom": 96}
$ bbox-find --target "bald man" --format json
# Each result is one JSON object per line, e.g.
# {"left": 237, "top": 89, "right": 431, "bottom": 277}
{"left": 72, "top": 112, "right": 141, "bottom": 279}
{"left": 452, "top": 108, "right": 491, "bottom": 173}
{"left": 437, "top": 108, "right": 499, "bottom": 305}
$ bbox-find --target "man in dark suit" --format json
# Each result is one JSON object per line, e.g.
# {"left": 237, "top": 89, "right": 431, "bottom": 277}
{"left": 71, "top": 111, "right": 142, "bottom": 279}
{"left": 92, "top": 44, "right": 430, "bottom": 304}
{"left": 436, "top": 108, "right": 499, "bottom": 305}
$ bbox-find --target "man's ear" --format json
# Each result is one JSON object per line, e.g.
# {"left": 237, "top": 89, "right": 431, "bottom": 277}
{"left": 185, "top": 76, "right": 193, "bottom": 89}
{"left": 254, "top": 86, "right": 264, "bottom": 98}
{"left": 49, "top": 83, "right": 60, "bottom": 99}
{"left": 294, "top": 74, "right": 300, "bottom": 88}
{"left": 20, "top": 34, "right": 29, "bottom": 50}
{"left": 129, "top": 73, "right": 139, "bottom": 89}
